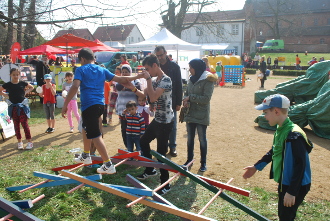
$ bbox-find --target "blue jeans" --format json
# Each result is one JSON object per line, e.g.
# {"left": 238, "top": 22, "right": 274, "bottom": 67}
{"left": 168, "top": 111, "right": 177, "bottom": 150}
{"left": 186, "top": 123, "right": 207, "bottom": 164}
{"left": 126, "top": 134, "right": 141, "bottom": 152}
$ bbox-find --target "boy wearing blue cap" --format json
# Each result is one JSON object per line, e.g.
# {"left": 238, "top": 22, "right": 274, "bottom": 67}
{"left": 243, "top": 94, "right": 312, "bottom": 221}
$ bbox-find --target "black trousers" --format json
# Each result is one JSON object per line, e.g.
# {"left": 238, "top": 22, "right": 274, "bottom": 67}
{"left": 278, "top": 184, "right": 310, "bottom": 221}
{"left": 141, "top": 119, "right": 173, "bottom": 184}
{"left": 120, "top": 118, "right": 127, "bottom": 147}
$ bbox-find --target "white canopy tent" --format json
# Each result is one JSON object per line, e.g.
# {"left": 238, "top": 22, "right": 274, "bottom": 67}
{"left": 126, "top": 28, "right": 201, "bottom": 51}
{"left": 126, "top": 28, "right": 201, "bottom": 79}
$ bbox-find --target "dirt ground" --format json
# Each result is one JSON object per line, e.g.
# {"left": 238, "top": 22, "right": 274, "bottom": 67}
{"left": 1, "top": 73, "right": 329, "bottom": 202}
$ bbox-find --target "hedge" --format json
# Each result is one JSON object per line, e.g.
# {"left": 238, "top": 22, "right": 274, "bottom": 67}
{"left": 272, "top": 69, "right": 306, "bottom": 76}
{"left": 245, "top": 68, "right": 306, "bottom": 76}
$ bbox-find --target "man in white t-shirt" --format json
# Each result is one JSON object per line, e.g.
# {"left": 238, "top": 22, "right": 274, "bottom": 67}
{"left": 125, "top": 54, "right": 174, "bottom": 196}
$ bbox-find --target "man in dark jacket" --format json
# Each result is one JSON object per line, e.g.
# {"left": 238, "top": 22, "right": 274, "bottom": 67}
{"left": 154, "top": 46, "right": 182, "bottom": 157}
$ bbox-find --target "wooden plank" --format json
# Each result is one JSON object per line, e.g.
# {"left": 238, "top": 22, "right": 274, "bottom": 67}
{"left": 0, "top": 195, "right": 45, "bottom": 221}
{"left": 60, "top": 170, "right": 216, "bottom": 221}
{"left": 10, "top": 200, "right": 33, "bottom": 209}
{"left": 52, "top": 152, "right": 141, "bottom": 172}
{"left": 198, "top": 178, "right": 234, "bottom": 215}
{"left": 197, "top": 175, "right": 250, "bottom": 197}
{"left": 0, "top": 197, "right": 43, "bottom": 221}
{"left": 104, "top": 184, "right": 153, "bottom": 196}
{"left": 150, "top": 150, "right": 269, "bottom": 221}
{"left": 91, "top": 154, "right": 250, "bottom": 197}
{"left": 19, "top": 164, "right": 85, "bottom": 193}
{"left": 33, "top": 172, "right": 101, "bottom": 182}
{"left": 118, "top": 149, "right": 155, "bottom": 162}
{"left": 125, "top": 174, "right": 190, "bottom": 221}
{"left": 7, "top": 174, "right": 101, "bottom": 191}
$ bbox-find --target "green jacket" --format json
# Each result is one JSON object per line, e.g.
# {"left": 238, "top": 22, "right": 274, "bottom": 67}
{"left": 183, "top": 71, "right": 216, "bottom": 126}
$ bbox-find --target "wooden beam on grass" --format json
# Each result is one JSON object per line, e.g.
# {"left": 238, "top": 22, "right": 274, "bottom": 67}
{"left": 0, "top": 196, "right": 44, "bottom": 221}
{"left": 117, "top": 150, "right": 250, "bottom": 196}
{"left": 67, "top": 158, "right": 129, "bottom": 194}
{"left": 150, "top": 150, "right": 269, "bottom": 221}
{"left": 60, "top": 170, "right": 216, "bottom": 221}
{"left": 6, "top": 174, "right": 101, "bottom": 191}
{"left": 125, "top": 174, "right": 190, "bottom": 221}
{"left": 18, "top": 164, "right": 85, "bottom": 193}
{"left": 198, "top": 178, "right": 234, "bottom": 215}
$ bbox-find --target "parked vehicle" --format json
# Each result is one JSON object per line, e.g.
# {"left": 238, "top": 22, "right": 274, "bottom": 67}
{"left": 95, "top": 51, "right": 139, "bottom": 72}
{"left": 262, "top": 39, "right": 284, "bottom": 51}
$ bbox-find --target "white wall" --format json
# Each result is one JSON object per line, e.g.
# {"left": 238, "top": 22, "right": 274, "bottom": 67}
{"left": 181, "top": 21, "right": 245, "bottom": 55}
{"left": 125, "top": 26, "right": 145, "bottom": 45}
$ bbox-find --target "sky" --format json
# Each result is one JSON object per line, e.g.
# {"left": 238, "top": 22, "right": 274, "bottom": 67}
{"left": 37, "top": 0, "right": 246, "bottom": 40}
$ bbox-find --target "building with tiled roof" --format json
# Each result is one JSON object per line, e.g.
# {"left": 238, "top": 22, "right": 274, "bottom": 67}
{"left": 93, "top": 24, "right": 144, "bottom": 45}
{"left": 53, "top": 28, "right": 95, "bottom": 41}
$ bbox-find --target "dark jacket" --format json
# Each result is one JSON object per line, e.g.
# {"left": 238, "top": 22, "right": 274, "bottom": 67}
{"left": 183, "top": 71, "right": 216, "bottom": 126}
{"left": 160, "top": 57, "right": 182, "bottom": 109}
{"left": 254, "top": 131, "right": 312, "bottom": 196}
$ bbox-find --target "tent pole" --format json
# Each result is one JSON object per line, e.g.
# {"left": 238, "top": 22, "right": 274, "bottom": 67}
{"left": 66, "top": 42, "right": 68, "bottom": 67}
{"left": 176, "top": 45, "right": 178, "bottom": 64}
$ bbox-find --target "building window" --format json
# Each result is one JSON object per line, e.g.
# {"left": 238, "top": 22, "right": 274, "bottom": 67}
{"left": 131, "top": 37, "right": 134, "bottom": 43}
{"left": 232, "top": 24, "right": 239, "bottom": 35}
{"left": 196, "top": 27, "right": 203, "bottom": 36}
{"left": 314, "top": 18, "right": 318, "bottom": 26}
{"left": 138, "top": 37, "right": 140, "bottom": 42}
{"left": 233, "top": 46, "right": 238, "bottom": 55}
{"left": 320, "top": 38, "right": 325, "bottom": 44}
{"left": 216, "top": 25, "right": 225, "bottom": 36}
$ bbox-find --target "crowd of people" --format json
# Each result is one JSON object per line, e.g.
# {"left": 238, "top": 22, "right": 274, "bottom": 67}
{"left": 0, "top": 46, "right": 314, "bottom": 219}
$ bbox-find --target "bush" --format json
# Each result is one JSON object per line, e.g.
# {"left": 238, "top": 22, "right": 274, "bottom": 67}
{"left": 272, "top": 69, "right": 306, "bottom": 76}
{"left": 245, "top": 68, "right": 256, "bottom": 75}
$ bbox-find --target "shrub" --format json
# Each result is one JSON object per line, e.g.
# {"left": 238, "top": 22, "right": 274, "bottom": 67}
{"left": 245, "top": 68, "right": 256, "bottom": 75}
{"left": 272, "top": 69, "right": 306, "bottom": 76}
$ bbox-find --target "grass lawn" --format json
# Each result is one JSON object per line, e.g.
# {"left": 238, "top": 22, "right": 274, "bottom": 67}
{"left": 256, "top": 52, "right": 328, "bottom": 67}
{"left": 1, "top": 100, "right": 330, "bottom": 220}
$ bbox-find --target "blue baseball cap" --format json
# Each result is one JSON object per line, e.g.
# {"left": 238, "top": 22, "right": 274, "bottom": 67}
{"left": 255, "top": 94, "right": 290, "bottom": 110}
{"left": 44, "top": 74, "right": 52, "bottom": 79}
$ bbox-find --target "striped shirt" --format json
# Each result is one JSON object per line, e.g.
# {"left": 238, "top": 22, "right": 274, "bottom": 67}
{"left": 125, "top": 113, "right": 145, "bottom": 136}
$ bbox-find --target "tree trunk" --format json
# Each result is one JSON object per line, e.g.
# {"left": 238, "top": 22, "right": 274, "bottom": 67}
{"left": 24, "top": 0, "right": 36, "bottom": 49}
{"left": 5, "top": 0, "right": 14, "bottom": 54}
{"left": 17, "top": 0, "right": 25, "bottom": 46}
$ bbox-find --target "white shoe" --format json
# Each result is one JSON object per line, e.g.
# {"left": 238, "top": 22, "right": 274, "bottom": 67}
{"left": 74, "top": 154, "right": 92, "bottom": 165}
{"left": 69, "top": 127, "right": 74, "bottom": 133}
{"left": 97, "top": 163, "right": 116, "bottom": 174}
{"left": 25, "top": 142, "right": 33, "bottom": 150}
{"left": 18, "top": 142, "right": 24, "bottom": 150}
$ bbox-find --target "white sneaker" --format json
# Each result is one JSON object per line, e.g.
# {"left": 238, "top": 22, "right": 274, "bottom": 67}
{"left": 97, "top": 163, "right": 116, "bottom": 174}
{"left": 25, "top": 142, "right": 33, "bottom": 150}
{"left": 18, "top": 142, "right": 24, "bottom": 150}
{"left": 69, "top": 127, "right": 74, "bottom": 133}
{"left": 74, "top": 154, "right": 92, "bottom": 165}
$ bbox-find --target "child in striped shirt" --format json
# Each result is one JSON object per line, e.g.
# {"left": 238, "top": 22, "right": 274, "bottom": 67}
{"left": 124, "top": 100, "right": 145, "bottom": 152}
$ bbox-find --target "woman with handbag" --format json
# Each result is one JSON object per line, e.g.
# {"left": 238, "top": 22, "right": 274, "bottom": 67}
{"left": 182, "top": 58, "right": 217, "bottom": 172}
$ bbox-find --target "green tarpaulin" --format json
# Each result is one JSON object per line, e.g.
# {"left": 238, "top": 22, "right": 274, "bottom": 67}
{"left": 255, "top": 80, "right": 330, "bottom": 139}
{"left": 254, "top": 61, "right": 330, "bottom": 104}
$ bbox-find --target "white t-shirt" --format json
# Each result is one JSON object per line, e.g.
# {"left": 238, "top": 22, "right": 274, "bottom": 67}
{"left": 151, "top": 75, "right": 174, "bottom": 124}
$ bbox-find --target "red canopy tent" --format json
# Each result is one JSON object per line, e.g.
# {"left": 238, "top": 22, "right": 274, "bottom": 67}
{"left": 73, "top": 39, "right": 120, "bottom": 53}
{"left": 18, "top": 45, "right": 68, "bottom": 55}
{"left": 42, "top": 34, "right": 102, "bottom": 66}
